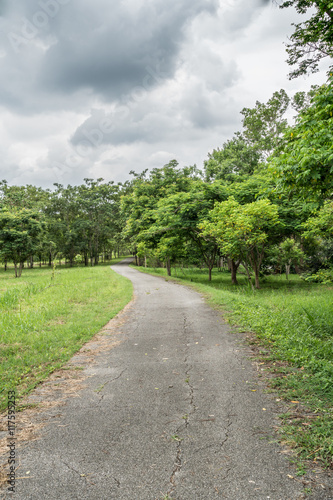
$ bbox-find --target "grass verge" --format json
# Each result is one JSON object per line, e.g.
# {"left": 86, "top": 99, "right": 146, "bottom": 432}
{"left": 132, "top": 264, "right": 333, "bottom": 470}
{"left": 0, "top": 259, "right": 132, "bottom": 411}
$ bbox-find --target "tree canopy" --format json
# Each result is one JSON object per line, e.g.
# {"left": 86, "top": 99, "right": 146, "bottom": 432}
{"left": 271, "top": 74, "right": 333, "bottom": 200}
{"left": 277, "top": 0, "right": 333, "bottom": 79}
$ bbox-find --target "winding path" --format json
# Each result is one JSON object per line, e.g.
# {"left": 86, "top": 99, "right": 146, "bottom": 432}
{"left": 5, "top": 259, "right": 314, "bottom": 499}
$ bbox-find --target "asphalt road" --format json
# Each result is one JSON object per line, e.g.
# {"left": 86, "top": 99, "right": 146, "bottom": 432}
{"left": 3, "top": 259, "right": 332, "bottom": 499}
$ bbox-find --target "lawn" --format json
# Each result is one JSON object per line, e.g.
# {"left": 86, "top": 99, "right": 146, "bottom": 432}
{"left": 0, "top": 259, "right": 132, "bottom": 411}
{"left": 133, "top": 264, "right": 333, "bottom": 470}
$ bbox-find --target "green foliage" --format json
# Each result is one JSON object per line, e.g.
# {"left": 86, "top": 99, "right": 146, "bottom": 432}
{"left": 204, "top": 89, "right": 293, "bottom": 185}
{"left": 122, "top": 163, "right": 224, "bottom": 280}
{"left": 0, "top": 208, "right": 45, "bottom": 277}
{"left": 204, "top": 133, "right": 260, "bottom": 181}
{"left": 302, "top": 267, "right": 333, "bottom": 283}
{"left": 122, "top": 160, "right": 200, "bottom": 245}
{"left": 272, "top": 75, "right": 333, "bottom": 199}
{"left": 200, "top": 198, "right": 280, "bottom": 288}
{"left": 278, "top": 0, "right": 333, "bottom": 79}
{"left": 277, "top": 238, "right": 305, "bottom": 279}
{"left": 241, "top": 89, "right": 290, "bottom": 157}
{"left": 47, "top": 178, "right": 121, "bottom": 267}
{"left": 303, "top": 200, "right": 333, "bottom": 237}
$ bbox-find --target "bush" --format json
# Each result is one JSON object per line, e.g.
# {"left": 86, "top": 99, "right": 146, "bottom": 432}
{"left": 302, "top": 267, "right": 333, "bottom": 284}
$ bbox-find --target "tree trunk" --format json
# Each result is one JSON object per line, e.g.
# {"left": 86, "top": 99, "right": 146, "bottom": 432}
{"left": 17, "top": 262, "right": 23, "bottom": 278}
{"left": 30, "top": 255, "right": 34, "bottom": 268}
{"left": 285, "top": 263, "right": 291, "bottom": 280}
{"left": 251, "top": 256, "right": 260, "bottom": 289}
{"left": 218, "top": 257, "right": 225, "bottom": 271}
{"left": 254, "top": 269, "right": 260, "bottom": 289}
{"left": 4, "top": 261, "right": 7, "bottom": 271}
{"left": 230, "top": 260, "right": 239, "bottom": 285}
{"left": 49, "top": 252, "right": 52, "bottom": 267}
{"left": 208, "top": 266, "right": 212, "bottom": 282}
{"left": 166, "top": 258, "right": 171, "bottom": 277}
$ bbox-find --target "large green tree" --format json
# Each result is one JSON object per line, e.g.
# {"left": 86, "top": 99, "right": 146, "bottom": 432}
{"left": 200, "top": 198, "right": 280, "bottom": 289}
{"left": 121, "top": 160, "right": 202, "bottom": 267}
{"left": 146, "top": 182, "right": 228, "bottom": 280}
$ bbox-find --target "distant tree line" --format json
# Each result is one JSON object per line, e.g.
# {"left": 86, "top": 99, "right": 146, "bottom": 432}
{"left": 0, "top": 178, "right": 129, "bottom": 277}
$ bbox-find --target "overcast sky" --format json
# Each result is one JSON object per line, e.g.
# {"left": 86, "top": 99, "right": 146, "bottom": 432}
{"left": 0, "top": 0, "right": 329, "bottom": 188}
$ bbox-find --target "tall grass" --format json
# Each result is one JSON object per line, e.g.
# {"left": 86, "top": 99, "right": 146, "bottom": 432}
{"left": 0, "top": 261, "right": 132, "bottom": 411}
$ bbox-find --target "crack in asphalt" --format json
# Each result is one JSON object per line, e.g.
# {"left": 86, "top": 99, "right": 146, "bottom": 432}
{"left": 113, "top": 477, "right": 121, "bottom": 488}
{"left": 61, "top": 460, "right": 84, "bottom": 478}
{"left": 167, "top": 315, "right": 198, "bottom": 498}
{"left": 168, "top": 444, "right": 182, "bottom": 498}
{"left": 220, "top": 413, "right": 232, "bottom": 449}
{"left": 183, "top": 316, "right": 197, "bottom": 427}
{"left": 167, "top": 311, "right": 235, "bottom": 494}
{"left": 218, "top": 413, "right": 233, "bottom": 481}
{"left": 96, "top": 368, "right": 127, "bottom": 404}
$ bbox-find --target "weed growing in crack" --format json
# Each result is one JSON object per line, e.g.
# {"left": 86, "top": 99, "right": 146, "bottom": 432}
{"left": 170, "top": 435, "right": 182, "bottom": 442}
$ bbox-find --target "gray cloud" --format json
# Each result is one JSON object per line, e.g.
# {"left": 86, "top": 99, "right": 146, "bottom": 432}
{"left": 1, "top": 0, "right": 220, "bottom": 112}
{"left": 40, "top": 0, "right": 219, "bottom": 100}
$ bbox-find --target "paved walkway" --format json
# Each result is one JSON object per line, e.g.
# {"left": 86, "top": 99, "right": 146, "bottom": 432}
{"left": 2, "top": 259, "right": 330, "bottom": 499}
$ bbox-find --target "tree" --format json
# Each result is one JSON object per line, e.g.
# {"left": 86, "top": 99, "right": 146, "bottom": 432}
{"left": 204, "top": 133, "right": 260, "bottom": 182}
{"left": 277, "top": 238, "right": 305, "bottom": 279}
{"left": 76, "top": 179, "right": 121, "bottom": 266}
{"left": 277, "top": 0, "right": 333, "bottom": 79}
{"left": 46, "top": 184, "right": 81, "bottom": 267}
{"left": 143, "top": 180, "right": 230, "bottom": 281}
{"left": 291, "top": 86, "right": 320, "bottom": 113}
{"left": 205, "top": 90, "right": 291, "bottom": 186}
{"left": 121, "top": 160, "right": 202, "bottom": 269}
{"left": 45, "top": 179, "right": 121, "bottom": 267}
{"left": 241, "top": 89, "right": 290, "bottom": 159}
{"left": 200, "top": 198, "right": 280, "bottom": 289}
{"left": 271, "top": 75, "right": 333, "bottom": 200}
{"left": 0, "top": 208, "right": 45, "bottom": 277}
{"left": 303, "top": 200, "right": 333, "bottom": 237}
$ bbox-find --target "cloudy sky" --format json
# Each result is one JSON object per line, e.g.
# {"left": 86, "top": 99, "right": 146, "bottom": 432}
{"left": 0, "top": 0, "right": 329, "bottom": 188}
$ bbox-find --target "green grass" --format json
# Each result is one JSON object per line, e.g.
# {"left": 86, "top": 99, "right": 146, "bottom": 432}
{"left": 133, "top": 264, "right": 333, "bottom": 469}
{"left": 0, "top": 259, "right": 133, "bottom": 411}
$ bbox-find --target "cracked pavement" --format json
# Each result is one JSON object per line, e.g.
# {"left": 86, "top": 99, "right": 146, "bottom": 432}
{"left": 3, "top": 259, "right": 330, "bottom": 499}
